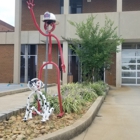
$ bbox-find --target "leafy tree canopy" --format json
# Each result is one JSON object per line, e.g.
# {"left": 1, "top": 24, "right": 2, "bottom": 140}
{"left": 63, "top": 15, "right": 123, "bottom": 82}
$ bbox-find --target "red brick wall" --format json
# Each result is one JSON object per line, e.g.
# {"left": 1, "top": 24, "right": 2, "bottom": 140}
{"left": 22, "top": 0, "right": 61, "bottom": 31}
{"left": 123, "top": 0, "right": 140, "bottom": 11}
{"left": 0, "top": 45, "right": 14, "bottom": 83}
{"left": 105, "top": 53, "right": 116, "bottom": 86}
{"left": 83, "top": 0, "right": 117, "bottom": 13}
{"left": 38, "top": 44, "right": 59, "bottom": 84}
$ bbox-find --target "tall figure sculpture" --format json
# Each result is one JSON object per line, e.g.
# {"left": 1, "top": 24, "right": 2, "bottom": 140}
{"left": 27, "top": 0, "right": 66, "bottom": 117}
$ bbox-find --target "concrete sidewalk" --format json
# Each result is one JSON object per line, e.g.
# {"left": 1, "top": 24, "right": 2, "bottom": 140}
{"left": 0, "top": 83, "right": 28, "bottom": 93}
{"left": 72, "top": 86, "right": 140, "bottom": 140}
{"left": 0, "top": 85, "right": 58, "bottom": 114}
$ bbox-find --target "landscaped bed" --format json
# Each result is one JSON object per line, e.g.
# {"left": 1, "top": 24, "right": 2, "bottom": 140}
{"left": 0, "top": 81, "right": 108, "bottom": 140}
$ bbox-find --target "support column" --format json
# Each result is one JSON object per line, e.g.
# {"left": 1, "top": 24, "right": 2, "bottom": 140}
{"left": 117, "top": 0, "right": 122, "bottom": 12}
{"left": 13, "top": 0, "right": 22, "bottom": 83}
{"left": 62, "top": 41, "right": 68, "bottom": 84}
{"left": 64, "top": 0, "right": 69, "bottom": 14}
{"left": 116, "top": 44, "right": 122, "bottom": 87}
{"left": 63, "top": 0, "right": 69, "bottom": 84}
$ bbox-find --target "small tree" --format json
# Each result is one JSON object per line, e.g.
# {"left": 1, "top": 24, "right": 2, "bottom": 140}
{"left": 63, "top": 15, "right": 123, "bottom": 82}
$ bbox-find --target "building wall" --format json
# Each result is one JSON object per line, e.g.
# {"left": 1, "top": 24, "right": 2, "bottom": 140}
{"left": 2, "top": 1, "right": 140, "bottom": 86}
{"left": 21, "top": 0, "right": 61, "bottom": 31}
{"left": 0, "top": 45, "right": 14, "bottom": 83}
{"left": 83, "top": 0, "right": 117, "bottom": 13}
{"left": 123, "top": 0, "right": 140, "bottom": 11}
{"left": 38, "top": 44, "right": 58, "bottom": 84}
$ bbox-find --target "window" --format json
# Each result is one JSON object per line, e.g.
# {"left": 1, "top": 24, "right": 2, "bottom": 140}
{"left": 60, "top": 0, "right": 64, "bottom": 14}
{"left": 69, "top": 0, "right": 82, "bottom": 14}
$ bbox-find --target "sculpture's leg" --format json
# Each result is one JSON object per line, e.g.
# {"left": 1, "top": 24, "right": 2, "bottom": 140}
{"left": 23, "top": 92, "right": 35, "bottom": 121}
{"left": 45, "top": 107, "right": 54, "bottom": 121}
{"left": 29, "top": 106, "right": 34, "bottom": 119}
{"left": 38, "top": 61, "right": 64, "bottom": 117}
{"left": 51, "top": 62, "right": 64, "bottom": 117}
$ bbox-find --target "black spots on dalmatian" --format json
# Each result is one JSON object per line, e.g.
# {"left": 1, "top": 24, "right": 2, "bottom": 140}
{"left": 45, "top": 103, "right": 47, "bottom": 105}
{"left": 48, "top": 111, "right": 50, "bottom": 113}
{"left": 24, "top": 117, "right": 27, "bottom": 122}
{"left": 27, "top": 109, "right": 29, "bottom": 111}
{"left": 28, "top": 97, "right": 29, "bottom": 99}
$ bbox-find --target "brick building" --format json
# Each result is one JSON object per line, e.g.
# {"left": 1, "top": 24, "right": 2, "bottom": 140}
{"left": 0, "top": 20, "right": 14, "bottom": 32}
{"left": 0, "top": 0, "right": 140, "bottom": 86}
{"left": 0, "top": 20, "right": 14, "bottom": 83}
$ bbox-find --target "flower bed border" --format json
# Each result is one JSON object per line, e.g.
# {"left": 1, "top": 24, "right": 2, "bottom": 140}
{"left": 33, "top": 89, "right": 108, "bottom": 140}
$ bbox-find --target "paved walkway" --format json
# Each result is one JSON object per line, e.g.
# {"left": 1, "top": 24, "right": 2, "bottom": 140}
{"left": 0, "top": 83, "right": 27, "bottom": 92}
{"left": 72, "top": 86, "right": 140, "bottom": 140}
{"left": 0, "top": 85, "right": 58, "bottom": 114}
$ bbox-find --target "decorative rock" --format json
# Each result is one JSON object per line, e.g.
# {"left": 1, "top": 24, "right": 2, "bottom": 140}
{"left": 5, "top": 129, "right": 12, "bottom": 134}
{"left": 34, "top": 129, "right": 40, "bottom": 134}
{"left": 34, "top": 120, "right": 40, "bottom": 124}
{"left": 0, "top": 126, "right": 4, "bottom": 131}
{"left": 10, "top": 116, "right": 16, "bottom": 121}
{"left": 40, "top": 129, "right": 46, "bottom": 134}
{"left": 8, "top": 120, "right": 14, "bottom": 123}
{"left": 27, "top": 120, "right": 34, "bottom": 125}
{"left": 45, "top": 126, "right": 50, "bottom": 131}
{"left": 17, "top": 116, "right": 22, "bottom": 120}
{"left": 12, "top": 130, "right": 21, "bottom": 134}
{"left": 17, "top": 126, "right": 22, "bottom": 131}
{"left": 0, "top": 134, "right": 3, "bottom": 138}
{"left": 16, "top": 134, "right": 26, "bottom": 140}
{"left": 65, "top": 115, "right": 73, "bottom": 120}
{"left": 40, "top": 126, "right": 45, "bottom": 129}
{"left": 26, "top": 129, "right": 32, "bottom": 135}
{"left": 20, "top": 131, "right": 26, "bottom": 135}
{"left": 30, "top": 124, "right": 36, "bottom": 128}
{"left": 30, "top": 133, "right": 36, "bottom": 139}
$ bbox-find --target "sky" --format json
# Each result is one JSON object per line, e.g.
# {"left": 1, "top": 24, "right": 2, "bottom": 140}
{"left": 0, "top": 0, "right": 15, "bottom": 26}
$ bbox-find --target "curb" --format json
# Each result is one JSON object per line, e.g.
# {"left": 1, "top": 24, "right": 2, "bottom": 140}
{"left": 33, "top": 94, "right": 106, "bottom": 140}
{"left": 0, "top": 88, "right": 30, "bottom": 97}
{"left": 0, "top": 106, "right": 26, "bottom": 122}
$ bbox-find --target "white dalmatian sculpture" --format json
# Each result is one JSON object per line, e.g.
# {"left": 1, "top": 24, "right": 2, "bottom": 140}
{"left": 23, "top": 78, "right": 54, "bottom": 122}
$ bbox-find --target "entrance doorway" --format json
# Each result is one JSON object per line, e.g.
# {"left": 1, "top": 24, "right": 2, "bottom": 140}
{"left": 20, "top": 45, "right": 37, "bottom": 83}
{"left": 122, "top": 44, "right": 140, "bottom": 85}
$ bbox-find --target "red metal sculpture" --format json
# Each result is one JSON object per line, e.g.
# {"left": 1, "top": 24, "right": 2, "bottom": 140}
{"left": 27, "top": 0, "right": 65, "bottom": 117}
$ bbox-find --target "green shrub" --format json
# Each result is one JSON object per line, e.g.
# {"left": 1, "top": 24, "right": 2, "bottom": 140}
{"left": 88, "top": 82, "right": 104, "bottom": 96}
{"left": 32, "top": 82, "right": 107, "bottom": 114}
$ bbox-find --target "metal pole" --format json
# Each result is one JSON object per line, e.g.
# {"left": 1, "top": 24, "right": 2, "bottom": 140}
{"left": 45, "top": 30, "right": 48, "bottom": 95}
